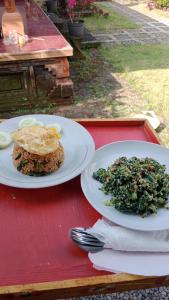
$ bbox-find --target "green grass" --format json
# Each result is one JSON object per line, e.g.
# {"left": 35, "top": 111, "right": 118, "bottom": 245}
{"left": 99, "top": 44, "right": 169, "bottom": 145}
{"left": 84, "top": 2, "right": 139, "bottom": 32}
{"left": 99, "top": 44, "right": 169, "bottom": 71}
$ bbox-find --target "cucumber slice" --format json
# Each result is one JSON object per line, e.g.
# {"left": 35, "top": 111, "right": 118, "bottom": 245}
{"left": 0, "top": 132, "right": 12, "bottom": 149}
{"left": 18, "top": 117, "right": 37, "bottom": 129}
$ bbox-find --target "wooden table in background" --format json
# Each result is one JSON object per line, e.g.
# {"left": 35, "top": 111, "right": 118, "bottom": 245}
{"left": 0, "top": 0, "right": 73, "bottom": 116}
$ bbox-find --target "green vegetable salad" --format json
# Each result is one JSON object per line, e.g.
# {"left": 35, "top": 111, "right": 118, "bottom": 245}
{"left": 93, "top": 157, "right": 169, "bottom": 217}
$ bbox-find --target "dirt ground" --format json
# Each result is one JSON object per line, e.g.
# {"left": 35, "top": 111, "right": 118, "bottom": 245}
{"left": 56, "top": 49, "right": 142, "bottom": 119}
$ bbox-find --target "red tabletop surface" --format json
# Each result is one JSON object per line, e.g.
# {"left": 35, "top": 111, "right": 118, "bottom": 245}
{"left": 0, "top": 121, "right": 159, "bottom": 286}
{"left": 0, "top": 0, "right": 72, "bottom": 60}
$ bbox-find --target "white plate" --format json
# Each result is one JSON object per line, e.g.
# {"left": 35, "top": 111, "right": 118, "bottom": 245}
{"left": 0, "top": 114, "right": 95, "bottom": 189}
{"left": 81, "top": 140, "right": 169, "bottom": 231}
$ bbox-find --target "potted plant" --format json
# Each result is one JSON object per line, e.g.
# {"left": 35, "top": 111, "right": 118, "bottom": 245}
{"left": 66, "top": 0, "right": 85, "bottom": 38}
{"left": 45, "top": 0, "right": 58, "bottom": 13}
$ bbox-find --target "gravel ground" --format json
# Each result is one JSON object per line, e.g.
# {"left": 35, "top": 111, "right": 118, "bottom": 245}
{"left": 61, "top": 286, "right": 169, "bottom": 299}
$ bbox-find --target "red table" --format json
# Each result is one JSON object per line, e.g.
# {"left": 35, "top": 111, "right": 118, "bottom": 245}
{"left": 0, "top": 118, "right": 168, "bottom": 300}
{"left": 0, "top": 0, "right": 73, "bottom": 115}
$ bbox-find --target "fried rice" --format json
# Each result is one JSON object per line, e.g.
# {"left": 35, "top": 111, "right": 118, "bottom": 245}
{"left": 13, "top": 143, "right": 64, "bottom": 176}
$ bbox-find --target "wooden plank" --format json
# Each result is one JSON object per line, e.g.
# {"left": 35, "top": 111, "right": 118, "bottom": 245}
{"left": 0, "top": 274, "right": 168, "bottom": 299}
{"left": 0, "top": 47, "right": 73, "bottom": 62}
{"left": 144, "top": 119, "right": 162, "bottom": 144}
{"left": 0, "top": 118, "right": 147, "bottom": 125}
{"left": 0, "top": 58, "right": 71, "bottom": 68}
{"left": 75, "top": 118, "right": 147, "bottom": 126}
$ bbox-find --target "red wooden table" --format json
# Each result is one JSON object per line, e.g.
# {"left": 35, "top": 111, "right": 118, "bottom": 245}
{"left": 0, "top": 118, "right": 168, "bottom": 300}
{"left": 0, "top": 0, "right": 73, "bottom": 114}
{"left": 0, "top": 0, "right": 72, "bottom": 61}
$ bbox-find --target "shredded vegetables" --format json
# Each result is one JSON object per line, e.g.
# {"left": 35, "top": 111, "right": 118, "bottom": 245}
{"left": 93, "top": 157, "right": 169, "bottom": 217}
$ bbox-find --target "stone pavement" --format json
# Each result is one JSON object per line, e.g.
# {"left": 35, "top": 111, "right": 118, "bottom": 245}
{"left": 94, "top": 1, "right": 169, "bottom": 45}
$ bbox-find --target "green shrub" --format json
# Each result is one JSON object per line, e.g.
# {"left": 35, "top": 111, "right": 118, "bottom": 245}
{"left": 154, "top": 0, "right": 169, "bottom": 8}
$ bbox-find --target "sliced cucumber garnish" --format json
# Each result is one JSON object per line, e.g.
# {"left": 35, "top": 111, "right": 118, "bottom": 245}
{"left": 18, "top": 117, "right": 37, "bottom": 129}
{"left": 0, "top": 131, "right": 12, "bottom": 149}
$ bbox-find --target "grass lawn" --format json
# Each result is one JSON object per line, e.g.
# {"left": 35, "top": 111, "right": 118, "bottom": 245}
{"left": 84, "top": 2, "right": 139, "bottom": 32}
{"left": 67, "top": 44, "right": 169, "bottom": 146}
{"left": 98, "top": 44, "right": 169, "bottom": 145}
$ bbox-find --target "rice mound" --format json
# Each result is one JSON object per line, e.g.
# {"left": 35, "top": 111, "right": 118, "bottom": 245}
{"left": 13, "top": 143, "right": 64, "bottom": 176}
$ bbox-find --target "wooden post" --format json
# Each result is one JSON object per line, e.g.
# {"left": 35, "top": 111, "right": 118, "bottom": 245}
{"left": 3, "top": 0, "right": 16, "bottom": 13}
{"left": 2, "top": 0, "right": 25, "bottom": 39}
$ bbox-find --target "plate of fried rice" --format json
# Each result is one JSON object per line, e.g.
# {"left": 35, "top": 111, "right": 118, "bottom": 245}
{"left": 0, "top": 114, "right": 95, "bottom": 188}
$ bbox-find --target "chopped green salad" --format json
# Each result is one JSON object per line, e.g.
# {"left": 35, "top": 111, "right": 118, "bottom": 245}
{"left": 93, "top": 157, "right": 169, "bottom": 217}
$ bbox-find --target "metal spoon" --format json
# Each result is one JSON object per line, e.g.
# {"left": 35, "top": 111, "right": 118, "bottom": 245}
{"left": 70, "top": 227, "right": 105, "bottom": 253}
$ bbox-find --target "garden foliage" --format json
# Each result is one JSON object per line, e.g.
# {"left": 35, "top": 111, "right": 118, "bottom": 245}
{"left": 153, "top": 0, "right": 169, "bottom": 8}
{"left": 67, "top": 0, "right": 95, "bottom": 20}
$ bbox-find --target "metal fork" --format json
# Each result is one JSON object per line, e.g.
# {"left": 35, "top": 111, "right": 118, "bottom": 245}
{"left": 69, "top": 227, "right": 105, "bottom": 253}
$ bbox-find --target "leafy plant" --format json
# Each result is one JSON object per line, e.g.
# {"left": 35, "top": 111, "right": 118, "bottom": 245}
{"left": 154, "top": 0, "right": 169, "bottom": 7}
{"left": 66, "top": 0, "right": 94, "bottom": 21}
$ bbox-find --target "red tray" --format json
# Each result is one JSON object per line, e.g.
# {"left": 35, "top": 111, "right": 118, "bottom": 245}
{"left": 0, "top": 119, "right": 162, "bottom": 299}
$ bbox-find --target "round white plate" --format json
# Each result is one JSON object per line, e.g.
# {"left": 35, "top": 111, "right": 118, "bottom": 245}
{"left": 0, "top": 114, "right": 95, "bottom": 189}
{"left": 81, "top": 140, "right": 169, "bottom": 231}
